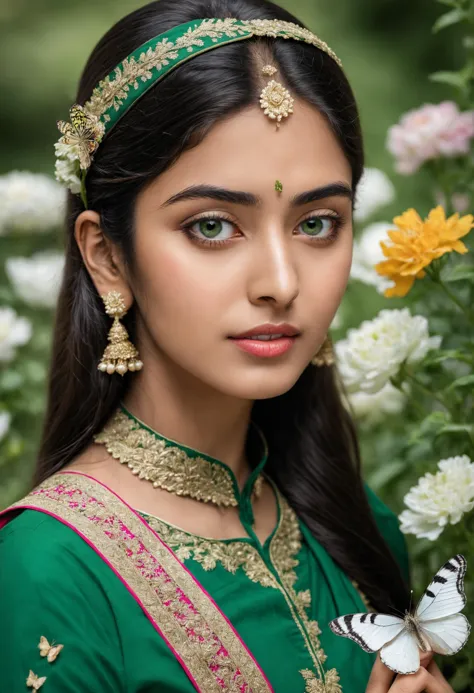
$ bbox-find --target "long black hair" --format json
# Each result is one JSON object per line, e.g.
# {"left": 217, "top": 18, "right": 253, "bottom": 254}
{"left": 33, "top": 0, "right": 410, "bottom": 613}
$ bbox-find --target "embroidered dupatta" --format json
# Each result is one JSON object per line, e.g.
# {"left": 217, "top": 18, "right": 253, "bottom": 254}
{"left": 0, "top": 470, "right": 273, "bottom": 693}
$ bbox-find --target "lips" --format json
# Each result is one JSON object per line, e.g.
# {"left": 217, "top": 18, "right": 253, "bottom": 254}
{"left": 230, "top": 323, "right": 300, "bottom": 339}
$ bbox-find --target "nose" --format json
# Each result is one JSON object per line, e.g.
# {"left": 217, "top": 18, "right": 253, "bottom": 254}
{"left": 248, "top": 227, "right": 299, "bottom": 308}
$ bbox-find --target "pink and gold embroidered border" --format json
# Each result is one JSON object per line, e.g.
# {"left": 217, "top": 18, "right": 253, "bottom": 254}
{"left": 0, "top": 471, "right": 273, "bottom": 693}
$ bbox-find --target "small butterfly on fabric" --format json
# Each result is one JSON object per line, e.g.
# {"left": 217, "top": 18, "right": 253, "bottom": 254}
{"left": 38, "top": 635, "right": 64, "bottom": 662}
{"left": 329, "top": 554, "right": 471, "bottom": 675}
{"left": 57, "top": 104, "right": 105, "bottom": 170}
{"left": 26, "top": 670, "right": 47, "bottom": 690}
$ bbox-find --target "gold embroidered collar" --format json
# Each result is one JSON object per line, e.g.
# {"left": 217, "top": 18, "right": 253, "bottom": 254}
{"left": 93, "top": 404, "right": 268, "bottom": 518}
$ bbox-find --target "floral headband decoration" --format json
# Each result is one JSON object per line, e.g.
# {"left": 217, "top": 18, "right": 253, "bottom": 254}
{"left": 54, "top": 17, "right": 343, "bottom": 208}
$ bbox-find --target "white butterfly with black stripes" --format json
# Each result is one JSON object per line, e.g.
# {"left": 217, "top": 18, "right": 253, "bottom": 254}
{"left": 329, "top": 554, "right": 471, "bottom": 675}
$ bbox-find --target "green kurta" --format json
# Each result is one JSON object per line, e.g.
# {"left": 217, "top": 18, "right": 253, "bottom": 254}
{"left": 0, "top": 409, "right": 409, "bottom": 693}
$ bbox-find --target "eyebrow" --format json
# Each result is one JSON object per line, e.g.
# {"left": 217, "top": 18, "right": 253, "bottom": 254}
{"left": 161, "top": 182, "right": 353, "bottom": 207}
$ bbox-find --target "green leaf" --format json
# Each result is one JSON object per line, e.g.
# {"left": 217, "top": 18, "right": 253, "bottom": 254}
{"left": 407, "top": 411, "right": 450, "bottom": 445}
{"left": 442, "top": 263, "right": 474, "bottom": 282}
{"left": 433, "top": 8, "right": 467, "bottom": 32}
{"left": 445, "top": 374, "right": 474, "bottom": 391}
{"left": 429, "top": 70, "right": 467, "bottom": 89}
{"left": 435, "top": 423, "right": 474, "bottom": 441}
{"left": 368, "top": 459, "right": 408, "bottom": 492}
{"left": 423, "top": 349, "right": 471, "bottom": 365}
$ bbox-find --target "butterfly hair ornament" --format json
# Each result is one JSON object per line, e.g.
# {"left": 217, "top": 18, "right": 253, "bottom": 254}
{"left": 329, "top": 554, "right": 471, "bottom": 675}
{"left": 54, "top": 17, "right": 342, "bottom": 208}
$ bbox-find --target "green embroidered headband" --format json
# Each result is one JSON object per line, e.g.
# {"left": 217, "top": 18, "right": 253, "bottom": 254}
{"left": 54, "top": 17, "right": 343, "bottom": 207}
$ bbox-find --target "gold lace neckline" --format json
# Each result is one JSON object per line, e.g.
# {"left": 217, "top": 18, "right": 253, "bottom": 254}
{"left": 93, "top": 403, "right": 268, "bottom": 521}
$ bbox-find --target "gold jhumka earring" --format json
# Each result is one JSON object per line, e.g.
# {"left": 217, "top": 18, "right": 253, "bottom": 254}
{"left": 260, "top": 64, "right": 294, "bottom": 128}
{"left": 97, "top": 290, "right": 143, "bottom": 375}
{"left": 311, "top": 334, "right": 335, "bottom": 367}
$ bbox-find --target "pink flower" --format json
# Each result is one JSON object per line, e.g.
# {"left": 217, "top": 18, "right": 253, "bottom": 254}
{"left": 387, "top": 101, "right": 474, "bottom": 174}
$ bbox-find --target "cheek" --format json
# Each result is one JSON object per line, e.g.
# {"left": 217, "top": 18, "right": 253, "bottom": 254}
{"left": 135, "top": 238, "right": 232, "bottom": 333}
{"left": 305, "top": 235, "right": 352, "bottom": 317}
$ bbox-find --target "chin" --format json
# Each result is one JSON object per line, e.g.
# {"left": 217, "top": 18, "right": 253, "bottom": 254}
{"left": 216, "top": 369, "right": 303, "bottom": 400}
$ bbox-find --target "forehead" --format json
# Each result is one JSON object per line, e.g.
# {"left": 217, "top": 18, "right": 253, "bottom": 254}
{"left": 151, "top": 99, "right": 352, "bottom": 197}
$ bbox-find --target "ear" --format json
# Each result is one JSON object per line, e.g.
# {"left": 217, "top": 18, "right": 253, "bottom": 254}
{"left": 74, "top": 210, "right": 133, "bottom": 306}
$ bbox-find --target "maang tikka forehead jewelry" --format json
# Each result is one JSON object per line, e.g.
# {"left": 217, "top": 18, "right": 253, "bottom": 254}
{"left": 260, "top": 64, "right": 294, "bottom": 128}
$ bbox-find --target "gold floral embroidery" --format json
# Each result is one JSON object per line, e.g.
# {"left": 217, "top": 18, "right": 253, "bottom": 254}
{"left": 142, "top": 515, "right": 276, "bottom": 588}
{"left": 301, "top": 667, "right": 342, "bottom": 693}
{"left": 85, "top": 18, "right": 341, "bottom": 125}
{"left": 141, "top": 483, "right": 341, "bottom": 692}
{"left": 26, "top": 670, "right": 47, "bottom": 690}
{"left": 7, "top": 472, "right": 272, "bottom": 693}
{"left": 94, "top": 409, "right": 239, "bottom": 506}
{"left": 269, "top": 491, "right": 342, "bottom": 692}
{"left": 38, "top": 635, "right": 64, "bottom": 662}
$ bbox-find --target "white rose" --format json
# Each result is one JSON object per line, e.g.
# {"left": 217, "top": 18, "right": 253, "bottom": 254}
{"left": 0, "top": 307, "right": 32, "bottom": 362}
{"left": 353, "top": 168, "right": 396, "bottom": 223}
{"left": 335, "top": 307, "right": 442, "bottom": 394}
{"left": 0, "top": 171, "right": 66, "bottom": 235}
{"left": 6, "top": 251, "right": 65, "bottom": 309}
{"left": 0, "top": 411, "right": 11, "bottom": 443}
{"left": 346, "top": 381, "right": 409, "bottom": 428}
{"left": 350, "top": 222, "right": 396, "bottom": 294}
{"left": 399, "top": 455, "right": 474, "bottom": 540}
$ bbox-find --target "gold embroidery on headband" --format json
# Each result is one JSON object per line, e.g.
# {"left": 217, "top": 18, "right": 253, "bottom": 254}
{"left": 85, "top": 20, "right": 341, "bottom": 125}
{"left": 259, "top": 65, "right": 294, "bottom": 128}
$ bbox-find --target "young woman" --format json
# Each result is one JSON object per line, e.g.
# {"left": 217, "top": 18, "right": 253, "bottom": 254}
{"left": 0, "top": 1, "right": 455, "bottom": 691}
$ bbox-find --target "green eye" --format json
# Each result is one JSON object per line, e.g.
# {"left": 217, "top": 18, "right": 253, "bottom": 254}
{"left": 196, "top": 219, "right": 224, "bottom": 238}
{"left": 300, "top": 217, "right": 329, "bottom": 236}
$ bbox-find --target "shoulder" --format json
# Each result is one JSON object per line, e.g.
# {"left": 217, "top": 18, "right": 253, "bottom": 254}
{"left": 0, "top": 508, "right": 120, "bottom": 616}
{"left": 364, "top": 483, "right": 410, "bottom": 584}
{"left": 1, "top": 506, "right": 92, "bottom": 564}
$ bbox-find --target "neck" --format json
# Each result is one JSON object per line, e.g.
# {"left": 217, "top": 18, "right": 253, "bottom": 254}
{"left": 122, "top": 360, "right": 255, "bottom": 489}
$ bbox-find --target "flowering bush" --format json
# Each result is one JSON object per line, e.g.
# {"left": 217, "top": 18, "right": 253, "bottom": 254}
{"left": 0, "top": 171, "right": 64, "bottom": 503}
{"left": 386, "top": 101, "right": 474, "bottom": 174}
{"left": 399, "top": 455, "right": 474, "bottom": 541}
{"left": 338, "top": 2, "right": 474, "bottom": 688}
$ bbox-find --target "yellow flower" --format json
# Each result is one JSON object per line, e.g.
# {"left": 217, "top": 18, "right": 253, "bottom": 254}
{"left": 374, "top": 205, "right": 473, "bottom": 297}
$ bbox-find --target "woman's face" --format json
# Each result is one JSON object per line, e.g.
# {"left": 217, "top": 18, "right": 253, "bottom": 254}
{"left": 131, "top": 99, "right": 353, "bottom": 400}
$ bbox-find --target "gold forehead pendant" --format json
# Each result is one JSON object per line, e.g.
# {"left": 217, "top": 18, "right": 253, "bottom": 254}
{"left": 259, "top": 65, "right": 294, "bottom": 128}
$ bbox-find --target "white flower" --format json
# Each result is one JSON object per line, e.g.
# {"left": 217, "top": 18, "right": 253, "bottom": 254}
{"left": 0, "top": 307, "right": 32, "bottom": 362}
{"left": 350, "top": 222, "right": 396, "bottom": 294}
{"left": 54, "top": 142, "right": 82, "bottom": 194}
{"left": 335, "top": 307, "right": 442, "bottom": 394}
{"left": 0, "top": 171, "right": 66, "bottom": 235}
{"left": 0, "top": 411, "right": 11, "bottom": 443}
{"left": 399, "top": 455, "right": 474, "bottom": 540}
{"left": 6, "top": 251, "right": 65, "bottom": 309}
{"left": 346, "top": 381, "right": 409, "bottom": 428}
{"left": 353, "top": 168, "right": 396, "bottom": 223}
